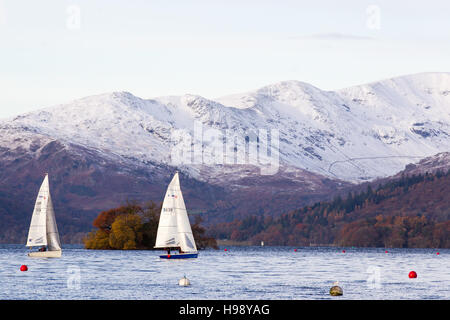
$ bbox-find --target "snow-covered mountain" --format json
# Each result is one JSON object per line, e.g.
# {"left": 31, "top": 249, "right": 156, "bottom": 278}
{"left": 217, "top": 72, "right": 450, "bottom": 181}
{"left": 2, "top": 72, "right": 449, "bottom": 184}
{"left": 1, "top": 72, "right": 449, "bottom": 242}
{"left": 396, "top": 152, "right": 450, "bottom": 177}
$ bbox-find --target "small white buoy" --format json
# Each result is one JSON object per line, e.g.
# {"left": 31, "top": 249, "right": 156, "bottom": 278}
{"left": 330, "top": 281, "right": 343, "bottom": 296}
{"left": 179, "top": 275, "right": 190, "bottom": 287}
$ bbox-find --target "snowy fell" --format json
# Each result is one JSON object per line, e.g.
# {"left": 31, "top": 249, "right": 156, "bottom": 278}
{"left": 2, "top": 72, "right": 449, "bottom": 184}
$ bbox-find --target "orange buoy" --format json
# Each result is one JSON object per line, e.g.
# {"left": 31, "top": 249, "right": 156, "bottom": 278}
{"left": 20, "top": 265, "right": 28, "bottom": 272}
{"left": 408, "top": 271, "right": 417, "bottom": 278}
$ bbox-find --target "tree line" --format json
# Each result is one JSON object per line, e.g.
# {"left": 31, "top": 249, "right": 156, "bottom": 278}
{"left": 84, "top": 201, "right": 218, "bottom": 250}
{"left": 207, "top": 170, "right": 450, "bottom": 248}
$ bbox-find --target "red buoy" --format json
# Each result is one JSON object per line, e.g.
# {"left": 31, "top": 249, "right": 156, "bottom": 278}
{"left": 385, "top": 250, "right": 388, "bottom": 253}
{"left": 436, "top": 252, "right": 440, "bottom": 255}
{"left": 408, "top": 271, "right": 417, "bottom": 278}
{"left": 224, "top": 248, "right": 227, "bottom": 251}
{"left": 167, "top": 254, "right": 171, "bottom": 258}
{"left": 294, "top": 249, "right": 297, "bottom": 252}
{"left": 20, "top": 265, "right": 28, "bottom": 272}
{"left": 342, "top": 250, "right": 346, "bottom": 253}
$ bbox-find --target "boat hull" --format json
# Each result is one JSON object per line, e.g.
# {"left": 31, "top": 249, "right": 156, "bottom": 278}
{"left": 160, "top": 253, "right": 198, "bottom": 259}
{"left": 28, "top": 250, "right": 62, "bottom": 258}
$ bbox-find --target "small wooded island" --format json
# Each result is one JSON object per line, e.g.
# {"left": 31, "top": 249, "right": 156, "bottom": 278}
{"left": 83, "top": 201, "right": 218, "bottom": 250}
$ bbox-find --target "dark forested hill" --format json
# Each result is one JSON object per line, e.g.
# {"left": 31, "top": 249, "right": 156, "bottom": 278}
{"left": 0, "top": 140, "right": 346, "bottom": 244}
{"left": 208, "top": 170, "right": 450, "bottom": 248}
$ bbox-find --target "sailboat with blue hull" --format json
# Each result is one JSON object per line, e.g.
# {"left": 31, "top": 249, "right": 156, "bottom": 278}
{"left": 154, "top": 171, "right": 198, "bottom": 259}
{"left": 160, "top": 252, "right": 198, "bottom": 259}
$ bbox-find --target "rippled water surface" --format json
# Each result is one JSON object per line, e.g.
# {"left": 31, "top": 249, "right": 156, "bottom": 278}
{"left": 1, "top": 245, "right": 448, "bottom": 300}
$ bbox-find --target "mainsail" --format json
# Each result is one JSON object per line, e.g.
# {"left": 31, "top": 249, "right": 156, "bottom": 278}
{"left": 154, "top": 172, "right": 197, "bottom": 253}
{"left": 26, "top": 174, "right": 61, "bottom": 251}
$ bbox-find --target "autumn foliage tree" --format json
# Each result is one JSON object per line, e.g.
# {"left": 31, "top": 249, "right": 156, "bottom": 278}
{"left": 191, "top": 215, "right": 219, "bottom": 249}
{"left": 109, "top": 213, "right": 143, "bottom": 249}
{"left": 84, "top": 202, "right": 150, "bottom": 250}
{"left": 84, "top": 201, "right": 218, "bottom": 250}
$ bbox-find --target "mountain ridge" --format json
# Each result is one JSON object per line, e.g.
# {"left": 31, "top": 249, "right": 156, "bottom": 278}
{"left": 3, "top": 72, "right": 449, "bottom": 183}
{"left": 0, "top": 72, "right": 449, "bottom": 242}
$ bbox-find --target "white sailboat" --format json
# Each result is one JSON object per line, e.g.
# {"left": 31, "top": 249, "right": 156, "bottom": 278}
{"left": 26, "top": 174, "right": 62, "bottom": 258}
{"left": 154, "top": 171, "right": 198, "bottom": 259}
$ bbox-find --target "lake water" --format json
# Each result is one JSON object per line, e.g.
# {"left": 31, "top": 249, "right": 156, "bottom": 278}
{"left": 1, "top": 245, "right": 448, "bottom": 300}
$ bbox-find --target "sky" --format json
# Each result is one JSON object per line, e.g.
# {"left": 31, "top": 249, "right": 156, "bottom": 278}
{"left": 1, "top": 0, "right": 450, "bottom": 118}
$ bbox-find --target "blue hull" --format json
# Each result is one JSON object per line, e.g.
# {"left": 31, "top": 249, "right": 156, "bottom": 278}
{"left": 160, "top": 253, "right": 198, "bottom": 259}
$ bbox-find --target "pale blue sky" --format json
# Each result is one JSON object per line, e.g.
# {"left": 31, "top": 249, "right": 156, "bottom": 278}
{"left": 1, "top": 0, "right": 450, "bottom": 118}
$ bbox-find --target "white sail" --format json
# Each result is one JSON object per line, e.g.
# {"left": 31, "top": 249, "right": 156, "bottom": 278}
{"left": 45, "top": 191, "right": 61, "bottom": 251}
{"left": 26, "top": 174, "right": 61, "bottom": 252}
{"left": 26, "top": 175, "right": 50, "bottom": 247}
{"left": 154, "top": 172, "right": 197, "bottom": 253}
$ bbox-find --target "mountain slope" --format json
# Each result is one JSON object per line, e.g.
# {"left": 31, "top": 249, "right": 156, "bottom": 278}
{"left": 217, "top": 73, "right": 450, "bottom": 181}
{"left": 3, "top": 72, "right": 450, "bottom": 183}
{"left": 209, "top": 168, "right": 450, "bottom": 248}
{"left": 0, "top": 72, "right": 449, "bottom": 242}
